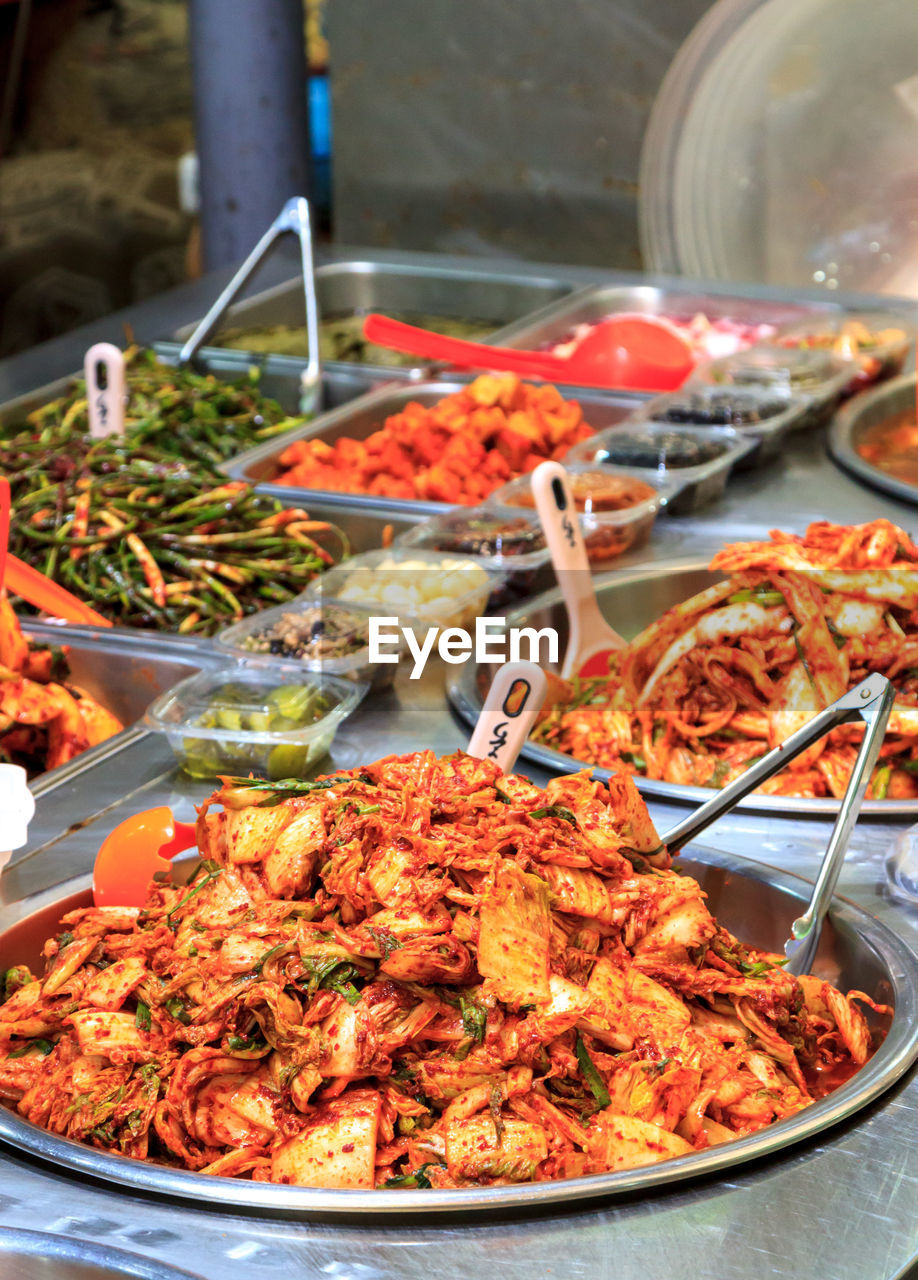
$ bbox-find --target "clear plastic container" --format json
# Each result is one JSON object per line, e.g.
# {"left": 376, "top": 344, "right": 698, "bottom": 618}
{"left": 635, "top": 383, "right": 808, "bottom": 467}
{"left": 145, "top": 659, "right": 365, "bottom": 779}
{"left": 394, "top": 507, "right": 550, "bottom": 606}
{"left": 214, "top": 598, "right": 400, "bottom": 692}
{"left": 489, "top": 464, "right": 674, "bottom": 566}
{"left": 304, "top": 547, "right": 497, "bottom": 630}
{"left": 773, "top": 311, "right": 914, "bottom": 392}
{"left": 566, "top": 420, "right": 756, "bottom": 513}
{"left": 690, "top": 345, "right": 853, "bottom": 429}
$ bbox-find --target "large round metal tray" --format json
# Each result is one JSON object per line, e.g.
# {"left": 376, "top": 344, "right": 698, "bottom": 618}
{"left": 0, "top": 852, "right": 915, "bottom": 1218}
{"left": 448, "top": 562, "right": 918, "bottom": 817}
{"left": 829, "top": 373, "right": 918, "bottom": 508}
{"left": 0, "top": 1228, "right": 203, "bottom": 1280}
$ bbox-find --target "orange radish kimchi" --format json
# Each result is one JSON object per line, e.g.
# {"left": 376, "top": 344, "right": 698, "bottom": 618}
{"left": 535, "top": 519, "right": 918, "bottom": 800}
{"left": 0, "top": 752, "right": 882, "bottom": 1188}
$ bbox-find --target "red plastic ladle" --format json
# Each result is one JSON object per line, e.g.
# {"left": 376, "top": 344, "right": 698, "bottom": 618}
{"left": 362, "top": 311, "right": 694, "bottom": 392}
{"left": 92, "top": 807, "right": 197, "bottom": 908}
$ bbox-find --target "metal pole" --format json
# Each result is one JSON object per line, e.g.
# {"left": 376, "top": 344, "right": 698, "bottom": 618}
{"left": 188, "top": 0, "right": 311, "bottom": 272}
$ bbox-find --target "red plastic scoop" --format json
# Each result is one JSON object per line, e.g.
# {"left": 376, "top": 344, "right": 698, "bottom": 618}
{"left": 92, "top": 806, "right": 197, "bottom": 908}
{"left": 362, "top": 312, "right": 694, "bottom": 392}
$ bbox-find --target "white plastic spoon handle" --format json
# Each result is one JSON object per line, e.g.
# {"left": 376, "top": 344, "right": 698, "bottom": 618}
{"left": 0, "top": 763, "right": 34, "bottom": 872}
{"left": 530, "top": 460, "right": 624, "bottom": 678}
{"left": 466, "top": 660, "right": 548, "bottom": 773}
{"left": 84, "top": 343, "right": 126, "bottom": 439}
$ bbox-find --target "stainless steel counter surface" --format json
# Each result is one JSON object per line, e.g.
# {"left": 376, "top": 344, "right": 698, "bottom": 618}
{"left": 3, "top": 250, "right": 918, "bottom": 1279}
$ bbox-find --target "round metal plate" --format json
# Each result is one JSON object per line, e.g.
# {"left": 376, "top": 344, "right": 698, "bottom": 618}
{"left": 0, "top": 855, "right": 915, "bottom": 1218}
{"left": 828, "top": 373, "right": 918, "bottom": 507}
{"left": 0, "top": 1227, "right": 202, "bottom": 1280}
{"left": 447, "top": 564, "right": 918, "bottom": 817}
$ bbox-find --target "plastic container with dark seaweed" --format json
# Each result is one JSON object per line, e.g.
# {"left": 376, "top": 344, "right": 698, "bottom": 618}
{"left": 565, "top": 420, "right": 756, "bottom": 513}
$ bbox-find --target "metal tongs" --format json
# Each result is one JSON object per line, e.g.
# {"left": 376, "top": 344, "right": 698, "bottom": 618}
{"left": 179, "top": 196, "right": 321, "bottom": 415}
{"left": 662, "top": 672, "right": 895, "bottom": 976}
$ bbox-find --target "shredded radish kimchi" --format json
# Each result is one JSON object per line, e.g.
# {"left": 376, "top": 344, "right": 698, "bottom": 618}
{"left": 0, "top": 753, "right": 883, "bottom": 1188}
{"left": 535, "top": 519, "right": 918, "bottom": 800}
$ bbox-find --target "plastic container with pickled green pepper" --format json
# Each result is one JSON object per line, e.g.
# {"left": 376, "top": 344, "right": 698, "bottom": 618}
{"left": 144, "top": 659, "right": 366, "bottom": 779}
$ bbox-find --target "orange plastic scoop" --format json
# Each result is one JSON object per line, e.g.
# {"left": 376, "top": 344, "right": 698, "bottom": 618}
{"left": 362, "top": 312, "right": 694, "bottom": 392}
{"left": 5, "top": 555, "right": 111, "bottom": 627}
{"left": 92, "top": 806, "right": 197, "bottom": 908}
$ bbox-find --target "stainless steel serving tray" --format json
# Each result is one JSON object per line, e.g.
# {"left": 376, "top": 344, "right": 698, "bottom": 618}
{"left": 223, "top": 378, "right": 647, "bottom": 519}
{"left": 828, "top": 373, "right": 918, "bottom": 508}
{"left": 447, "top": 561, "right": 918, "bottom": 817}
{"left": 162, "top": 259, "right": 578, "bottom": 386}
{"left": 0, "top": 845, "right": 914, "bottom": 1217}
{"left": 19, "top": 622, "right": 217, "bottom": 799}
{"left": 489, "top": 283, "right": 840, "bottom": 366}
{"left": 0, "top": 1227, "right": 203, "bottom": 1280}
{"left": 0, "top": 355, "right": 389, "bottom": 433}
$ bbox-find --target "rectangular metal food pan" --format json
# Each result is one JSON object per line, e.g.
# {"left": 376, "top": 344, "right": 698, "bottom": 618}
{"left": 489, "top": 283, "right": 840, "bottom": 356}
{"left": 163, "top": 259, "right": 578, "bottom": 383}
{"left": 223, "top": 378, "right": 646, "bottom": 519}
{"left": 19, "top": 622, "right": 220, "bottom": 797}
{"left": 0, "top": 355, "right": 384, "bottom": 432}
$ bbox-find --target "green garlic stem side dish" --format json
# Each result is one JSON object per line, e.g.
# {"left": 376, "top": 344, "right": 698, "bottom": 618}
{"left": 10, "top": 346, "right": 305, "bottom": 468}
{"left": 1, "top": 349, "right": 348, "bottom": 634}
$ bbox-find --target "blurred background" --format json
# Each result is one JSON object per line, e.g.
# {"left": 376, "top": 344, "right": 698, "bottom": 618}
{"left": 4, "top": 0, "right": 918, "bottom": 358}
{"left": 0, "top": 0, "right": 711, "bottom": 357}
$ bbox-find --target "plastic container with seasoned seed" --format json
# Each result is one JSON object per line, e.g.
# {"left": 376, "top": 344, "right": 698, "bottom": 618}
{"left": 565, "top": 420, "right": 756, "bottom": 514}
{"left": 690, "top": 344, "right": 853, "bottom": 430}
{"left": 772, "top": 311, "right": 915, "bottom": 392}
{"left": 144, "top": 659, "right": 366, "bottom": 779}
{"left": 214, "top": 598, "right": 402, "bottom": 691}
{"left": 632, "top": 383, "right": 807, "bottom": 467}
{"left": 488, "top": 463, "right": 676, "bottom": 566}
{"left": 303, "top": 547, "right": 499, "bottom": 630}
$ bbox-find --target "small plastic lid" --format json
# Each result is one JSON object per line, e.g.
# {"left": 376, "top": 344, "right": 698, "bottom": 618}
{"left": 394, "top": 506, "right": 550, "bottom": 573}
{"left": 567, "top": 421, "right": 740, "bottom": 471}
{"left": 637, "top": 382, "right": 802, "bottom": 428}
{"left": 690, "top": 344, "right": 853, "bottom": 403}
{"left": 304, "top": 547, "right": 496, "bottom": 627}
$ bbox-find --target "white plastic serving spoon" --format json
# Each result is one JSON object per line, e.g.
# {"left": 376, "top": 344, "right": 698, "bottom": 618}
{"left": 530, "top": 460, "right": 626, "bottom": 679}
{"left": 466, "top": 660, "right": 548, "bottom": 772}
